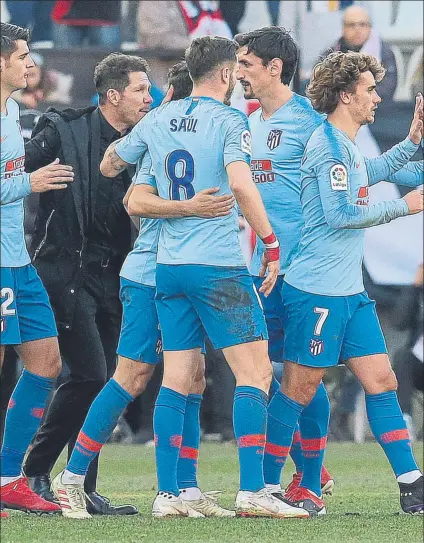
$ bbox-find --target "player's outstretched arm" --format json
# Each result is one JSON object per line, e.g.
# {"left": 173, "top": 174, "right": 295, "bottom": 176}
{"left": 1, "top": 158, "right": 73, "bottom": 205}
{"left": 227, "top": 160, "right": 280, "bottom": 296}
{"left": 318, "top": 161, "right": 420, "bottom": 229}
{"left": 381, "top": 160, "right": 423, "bottom": 188}
{"left": 365, "top": 93, "right": 423, "bottom": 185}
{"left": 127, "top": 184, "right": 235, "bottom": 219}
{"left": 100, "top": 139, "right": 131, "bottom": 178}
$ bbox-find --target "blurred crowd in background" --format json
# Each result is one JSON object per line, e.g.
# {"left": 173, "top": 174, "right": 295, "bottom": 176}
{"left": 1, "top": 0, "right": 422, "bottom": 447}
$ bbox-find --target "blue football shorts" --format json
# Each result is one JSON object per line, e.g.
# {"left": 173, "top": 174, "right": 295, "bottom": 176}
{"left": 155, "top": 264, "right": 268, "bottom": 351}
{"left": 253, "top": 275, "right": 285, "bottom": 363}
{"left": 0, "top": 264, "right": 57, "bottom": 346}
{"left": 117, "top": 278, "right": 162, "bottom": 364}
{"left": 282, "top": 281, "right": 387, "bottom": 368}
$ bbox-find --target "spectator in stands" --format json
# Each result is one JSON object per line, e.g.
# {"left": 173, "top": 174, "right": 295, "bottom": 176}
{"left": 267, "top": 1, "right": 281, "bottom": 26}
{"left": 319, "top": 5, "right": 398, "bottom": 101}
{"left": 218, "top": 1, "right": 246, "bottom": 36}
{"left": 393, "top": 263, "right": 424, "bottom": 442}
{"left": 13, "top": 52, "right": 73, "bottom": 109}
{"left": 137, "top": 1, "right": 231, "bottom": 50}
{"left": 5, "top": 0, "right": 54, "bottom": 42}
{"left": 51, "top": 0, "right": 121, "bottom": 48}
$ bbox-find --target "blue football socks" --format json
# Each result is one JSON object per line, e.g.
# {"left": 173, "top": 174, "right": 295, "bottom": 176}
{"left": 234, "top": 386, "right": 268, "bottom": 492}
{"left": 66, "top": 379, "right": 133, "bottom": 476}
{"left": 1, "top": 369, "right": 54, "bottom": 477}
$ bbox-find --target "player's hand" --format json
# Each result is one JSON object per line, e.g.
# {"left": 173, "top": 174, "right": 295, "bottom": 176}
{"left": 408, "top": 93, "right": 423, "bottom": 145}
{"left": 161, "top": 85, "right": 174, "bottom": 105}
{"left": 403, "top": 188, "right": 423, "bottom": 215}
{"left": 30, "top": 158, "right": 74, "bottom": 193}
{"left": 258, "top": 233, "right": 280, "bottom": 296}
{"left": 188, "top": 187, "right": 235, "bottom": 218}
{"left": 259, "top": 259, "right": 280, "bottom": 297}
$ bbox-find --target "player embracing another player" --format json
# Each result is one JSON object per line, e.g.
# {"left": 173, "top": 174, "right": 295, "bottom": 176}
{"left": 101, "top": 35, "right": 309, "bottom": 519}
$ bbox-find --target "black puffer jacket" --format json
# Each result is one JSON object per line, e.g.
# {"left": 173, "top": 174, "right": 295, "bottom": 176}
{"left": 25, "top": 107, "right": 132, "bottom": 330}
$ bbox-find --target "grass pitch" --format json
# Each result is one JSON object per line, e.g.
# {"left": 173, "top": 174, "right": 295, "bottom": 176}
{"left": 1, "top": 442, "right": 423, "bottom": 543}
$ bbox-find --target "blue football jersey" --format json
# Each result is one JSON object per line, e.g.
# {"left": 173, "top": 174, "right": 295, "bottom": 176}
{"left": 120, "top": 152, "right": 161, "bottom": 287}
{"left": 115, "top": 97, "right": 251, "bottom": 267}
{"left": 248, "top": 94, "right": 323, "bottom": 276}
{"left": 285, "top": 120, "right": 420, "bottom": 296}
{"left": 1, "top": 98, "right": 32, "bottom": 268}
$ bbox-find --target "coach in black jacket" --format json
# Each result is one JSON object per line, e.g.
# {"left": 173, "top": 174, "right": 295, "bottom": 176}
{"left": 23, "top": 53, "right": 153, "bottom": 515}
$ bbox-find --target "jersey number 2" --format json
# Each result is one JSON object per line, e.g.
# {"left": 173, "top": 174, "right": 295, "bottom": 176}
{"left": 1, "top": 287, "right": 16, "bottom": 316}
{"left": 165, "top": 150, "right": 195, "bottom": 201}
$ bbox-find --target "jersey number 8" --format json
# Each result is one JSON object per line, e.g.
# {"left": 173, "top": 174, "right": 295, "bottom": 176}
{"left": 165, "top": 149, "right": 195, "bottom": 201}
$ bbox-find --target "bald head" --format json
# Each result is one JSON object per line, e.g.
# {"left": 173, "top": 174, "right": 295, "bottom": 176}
{"left": 342, "top": 5, "right": 372, "bottom": 49}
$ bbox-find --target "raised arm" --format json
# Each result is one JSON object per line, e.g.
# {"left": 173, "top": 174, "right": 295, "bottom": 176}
{"left": 100, "top": 114, "right": 151, "bottom": 178}
{"left": 318, "top": 160, "right": 418, "bottom": 229}
{"left": 383, "top": 160, "right": 423, "bottom": 188}
{"left": 100, "top": 139, "right": 131, "bottom": 178}
{"left": 365, "top": 93, "right": 423, "bottom": 185}
{"left": 365, "top": 138, "right": 420, "bottom": 185}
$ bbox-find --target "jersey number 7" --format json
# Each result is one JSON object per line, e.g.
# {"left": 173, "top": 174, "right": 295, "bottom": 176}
{"left": 165, "top": 149, "right": 195, "bottom": 201}
{"left": 313, "top": 307, "right": 329, "bottom": 336}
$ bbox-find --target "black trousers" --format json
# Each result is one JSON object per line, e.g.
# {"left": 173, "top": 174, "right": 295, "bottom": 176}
{"left": 24, "top": 262, "right": 121, "bottom": 492}
{"left": 394, "top": 347, "right": 424, "bottom": 415}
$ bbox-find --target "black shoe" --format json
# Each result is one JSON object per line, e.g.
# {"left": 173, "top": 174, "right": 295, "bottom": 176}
{"left": 399, "top": 475, "right": 424, "bottom": 515}
{"left": 85, "top": 491, "right": 138, "bottom": 516}
{"left": 26, "top": 474, "right": 59, "bottom": 504}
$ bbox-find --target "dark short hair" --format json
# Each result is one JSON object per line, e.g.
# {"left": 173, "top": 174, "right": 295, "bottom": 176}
{"left": 307, "top": 51, "right": 385, "bottom": 114}
{"left": 185, "top": 36, "right": 238, "bottom": 82}
{"left": 1, "top": 22, "right": 30, "bottom": 59}
{"left": 235, "top": 26, "right": 299, "bottom": 85}
{"left": 94, "top": 53, "right": 150, "bottom": 105}
{"left": 167, "top": 61, "right": 192, "bottom": 100}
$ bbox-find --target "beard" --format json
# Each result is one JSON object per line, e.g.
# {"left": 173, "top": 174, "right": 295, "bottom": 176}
{"left": 241, "top": 82, "right": 255, "bottom": 99}
{"left": 224, "top": 78, "right": 236, "bottom": 106}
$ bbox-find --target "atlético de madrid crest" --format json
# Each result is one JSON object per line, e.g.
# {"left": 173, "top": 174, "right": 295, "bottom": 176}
{"left": 267, "top": 129, "right": 283, "bottom": 150}
{"left": 309, "top": 338, "right": 324, "bottom": 356}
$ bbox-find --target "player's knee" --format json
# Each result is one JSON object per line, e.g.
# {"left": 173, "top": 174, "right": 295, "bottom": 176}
{"left": 191, "top": 374, "right": 206, "bottom": 395}
{"left": 39, "top": 351, "right": 62, "bottom": 379}
{"left": 282, "top": 363, "right": 321, "bottom": 405}
{"left": 130, "top": 364, "right": 155, "bottom": 396}
{"left": 257, "top": 360, "right": 273, "bottom": 394}
{"left": 50, "top": 354, "right": 62, "bottom": 378}
{"left": 114, "top": 361, "right": 155, "bottom": 397}
{"left": 377, "top": 368, "right": 398, "bottom": 393}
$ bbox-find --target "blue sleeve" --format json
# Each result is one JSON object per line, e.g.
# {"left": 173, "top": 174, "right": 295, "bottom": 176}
{"left": 133, "top": 152, "right": 157, "bottom": 189}
{"left": 316, "top": 159, "right": 409, "bottom": 229}
{"left": 365, "top": 138, "right": 420, "bottom": 185}
{"left": 115, "top": 117, "right": 148, "bottom": 165}
{"left": 381, "top": 160, "right": 423, "bottom": 187}
{"left": 1, "top": 172, "right": 32, "bottom": 205}
{"left": 224, "top": 112, "right": 251, "bottom": 167}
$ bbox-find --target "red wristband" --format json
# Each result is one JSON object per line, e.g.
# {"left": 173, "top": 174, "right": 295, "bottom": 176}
{"left": 262, "top": 232, "right": 277, "bottom": 246}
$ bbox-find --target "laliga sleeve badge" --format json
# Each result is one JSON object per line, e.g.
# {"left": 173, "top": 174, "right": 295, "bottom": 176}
{"left": 330, "top": 164, "right": 348, "bottom": 191}
{"left": 241, "top": 130, "right": 252, "bottom": 155}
